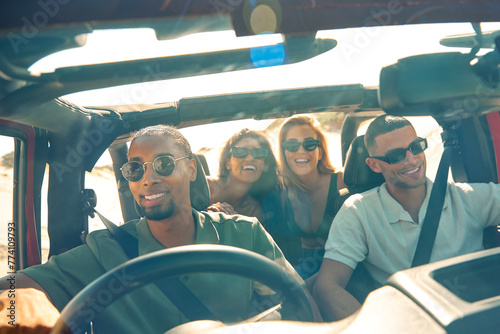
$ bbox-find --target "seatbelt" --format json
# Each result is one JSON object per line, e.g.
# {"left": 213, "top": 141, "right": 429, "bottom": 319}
{"left": 89, "top": 206, "right": 217, "bottom": 321}
{"left": 411, "top": 129, "right": 458, "bottom": 267}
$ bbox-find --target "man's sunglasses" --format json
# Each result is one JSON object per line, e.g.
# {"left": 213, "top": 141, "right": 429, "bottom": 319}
{"left": 282, "top": 139, "right": 320, "bottom": 153}
{"left": 231, "top": 147, "right": 269, "bottom": 159}
{"left": 370, "top": 137, "right": 428, "bottom": 164}
{"left": 121, "top": 155, "right": 190, "bottom": 182}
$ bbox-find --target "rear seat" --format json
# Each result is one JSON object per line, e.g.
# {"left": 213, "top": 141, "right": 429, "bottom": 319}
{"left": 342, "top": 135, "right": 385, "bottom": 195}
{"left": 340, "top": 135, "right": 386, "bottom": 302}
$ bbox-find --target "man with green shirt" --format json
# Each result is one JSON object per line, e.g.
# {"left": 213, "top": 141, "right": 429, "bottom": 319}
{"left": 0, "top": 125, "right": 308, "bottom": 333}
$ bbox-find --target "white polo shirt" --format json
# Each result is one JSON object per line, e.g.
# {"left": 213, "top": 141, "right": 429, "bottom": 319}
{"left": 324, "top": 179, "right": 500, "bottom": 285}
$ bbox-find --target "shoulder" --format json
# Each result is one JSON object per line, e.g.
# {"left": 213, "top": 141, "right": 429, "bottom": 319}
{"left": 202, "top": 210, "right": 259, "bottom": 228}
{"left": 199, "top": 211, "right": 271, "bottom": 251}
{"left": 332, "top": 187, "right": 383, "bottom": 227}
{"left": 207, "top": 177, "right": 225, "bottom": 202}
{"left": 86, "top": 228, "right": 113, "bottom": 242}
{"left": 446, "top": 181, "right": 500, "bottom": 203}
{"left": 201, "top": 211, "right": 266, "bottom": 239}
{"left": 448, "top": 180, "right": 498, "bottom": 191}
{"left": 206, "top": 177, "right": 217, "bottom": 188}
{"left": 120, "top": 218, "right": 140, "bottom": 236}
{"left": 446, "top": 181, "right": 500, "bottom": 197}
{"left": 343, "top": 186, "right": 381, "bottom": 208}
{"left": 86, "top": 219, "right": 139, "bottom": 242}
{"left": 84, "top": 220, "right": 139, "bottom": 266}
{"left": 447, "top": 181, "right": 473, "bottom": 192}
{"left": 207, "top": 177, "right": 225, "bottom": 189}
{"left": 334, "top": 170, "right": 347, "bottom": 190}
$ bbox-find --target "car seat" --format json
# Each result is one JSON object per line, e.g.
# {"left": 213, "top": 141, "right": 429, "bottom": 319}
{"left": 343, "top": 135, "right": 385, "bottom": 194}
{"left": 196, "top": 154, "right": 210, "bottom": 176}
{"left": 190, "top": 155, "right": 211, "bottom": 210}
{"left": 342, "top": 135, "right": 386, "bottom": 302}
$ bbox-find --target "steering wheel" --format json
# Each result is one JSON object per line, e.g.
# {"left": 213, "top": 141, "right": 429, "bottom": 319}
{"left": 50, "top": 244, "right": 313, "bottom": 333}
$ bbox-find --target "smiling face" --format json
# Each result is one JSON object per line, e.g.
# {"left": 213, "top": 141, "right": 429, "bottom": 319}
{"left": 366, "top": 125, "right": 427, "bottom": 192}
{"left": 283, "top": 124, "right": 322, "bottom": 177}
{"left": 226, "top": 137, "right": 266, "bottom": 184}
{"left": 127, "top": 135, "right": 196, "bottom": 222}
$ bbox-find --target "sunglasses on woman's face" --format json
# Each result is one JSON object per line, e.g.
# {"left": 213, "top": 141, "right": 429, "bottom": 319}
{"left": 282, "top": 139, "right": 320, "bottom": 153}
{"left": 231, "top": 146, "right": 269, "bottom": 159}
{"left": 121, "top": 155, "right": 190, "bottom": 182}
{"left": 370, "top": 137, "right": 428, "bottom": 164}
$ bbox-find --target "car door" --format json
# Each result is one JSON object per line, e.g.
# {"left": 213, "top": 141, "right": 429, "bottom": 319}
{"left": 0, "top": 120, "right": 48, "bottom": 274}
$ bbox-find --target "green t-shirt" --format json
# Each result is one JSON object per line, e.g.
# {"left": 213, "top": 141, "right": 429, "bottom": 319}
{"left": 23, "top": 209, "right": 302, "bottom": 333}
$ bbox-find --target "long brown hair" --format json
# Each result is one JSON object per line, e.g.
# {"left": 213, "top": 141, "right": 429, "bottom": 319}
{"left": 218, "top": 128, "right": 279, "bottom": 201}
{"left": 278, "top": 115, "right": 337, "bottom": 191}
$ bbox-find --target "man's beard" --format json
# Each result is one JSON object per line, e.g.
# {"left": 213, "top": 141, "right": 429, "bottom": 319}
{"left": 394, "top": 177, "right": 426, "bottom": 189}
{"left": 143, "top": 198, "right": 176, "bottom": 221}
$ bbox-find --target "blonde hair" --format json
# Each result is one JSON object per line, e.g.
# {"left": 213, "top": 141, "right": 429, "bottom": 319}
{"left": 278, "top": 115, "right": 337, "bottom": 191}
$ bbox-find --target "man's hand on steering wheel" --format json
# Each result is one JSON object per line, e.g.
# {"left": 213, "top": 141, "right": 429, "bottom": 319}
{"left": 0, "top": 288, "right": 64, "bottom": 334}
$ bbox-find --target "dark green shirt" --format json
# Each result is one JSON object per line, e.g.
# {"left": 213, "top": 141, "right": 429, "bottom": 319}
{"left": 23, "top": 209, "right": 302, "bottom": 333}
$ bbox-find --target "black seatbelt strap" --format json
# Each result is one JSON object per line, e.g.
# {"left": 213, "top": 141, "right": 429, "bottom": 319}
{"left": 94, "top": 210, "right": 138, "bottom": 258}
{"left": 92, "top": 209, "right": 217, "bottom": 321}
{"left": 411, "top": 129, "right": 458, "bottom": 267}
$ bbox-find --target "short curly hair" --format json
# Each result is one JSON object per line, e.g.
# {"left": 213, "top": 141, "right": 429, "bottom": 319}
{"left": 130, "top": 124, "right": 193, "bottom": 158}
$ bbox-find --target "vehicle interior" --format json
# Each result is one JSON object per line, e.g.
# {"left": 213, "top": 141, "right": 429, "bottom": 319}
{"left": 1, "top": 0, "right": 500, "bottom": 333}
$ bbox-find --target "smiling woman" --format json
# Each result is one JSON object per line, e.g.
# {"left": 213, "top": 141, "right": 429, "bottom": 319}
{"left": 260, "top": 115, "right": 347, "bottom": 279}
{"left": 206, "top": 128, "right": 279, "bottom": 222}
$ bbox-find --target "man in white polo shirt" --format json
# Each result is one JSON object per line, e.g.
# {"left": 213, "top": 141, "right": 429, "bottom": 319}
{"left": 314, "top": 115, "right": 500, "bottom": 321}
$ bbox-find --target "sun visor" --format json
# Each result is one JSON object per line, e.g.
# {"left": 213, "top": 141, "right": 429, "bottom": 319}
{"left": 379, "top": 52, "right": 500, "bottom": 119}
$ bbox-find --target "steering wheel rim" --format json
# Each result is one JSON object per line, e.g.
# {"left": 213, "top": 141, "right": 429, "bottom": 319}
{"left": 50, "top": 244, "right": 313, "bottom": 333}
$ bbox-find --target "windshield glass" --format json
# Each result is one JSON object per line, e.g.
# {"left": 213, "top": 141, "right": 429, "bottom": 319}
{"left": 29, "top": 22, "right": 500, "bottom": 106}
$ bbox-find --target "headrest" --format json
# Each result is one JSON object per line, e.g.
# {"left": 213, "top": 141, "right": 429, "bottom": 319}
{"left": 190, "top": 155, "right": 211, "bottom": 211}
{"left": 343, "top": 135, "right": 385, "bottom": 190}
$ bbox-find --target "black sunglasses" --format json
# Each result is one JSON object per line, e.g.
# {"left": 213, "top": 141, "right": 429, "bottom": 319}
{"left": 370, "top": 137, "right": 428, "bottom": 164}
{"left": 282, "top": 139, "right": 320, "bottom": 153}
{"left": 121, "top": 155, "right": 190, "bottom": 182}
{"left": 231, "top": 146, "right": 269, "bottom": 159}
